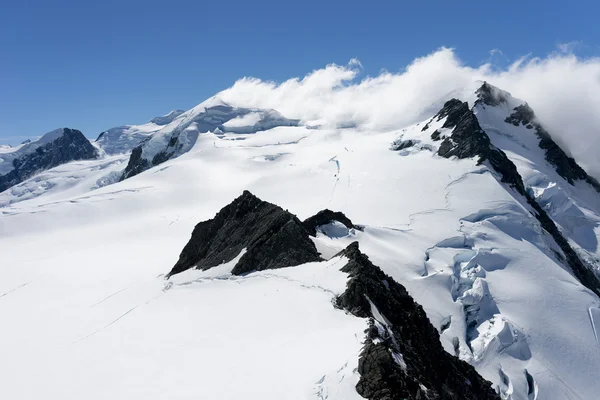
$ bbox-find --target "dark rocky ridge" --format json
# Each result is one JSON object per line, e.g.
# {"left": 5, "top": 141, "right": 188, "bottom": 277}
{"left": 505, "top": 103, "right": 600, "bottom": 192}
{"left": 120, "top": 145, "right": 150, "bottom": 180}
{"left": 303, "top": 209, "right": 359, "bottom": 236}
{"left": 0, "top": 128, "right": 98, "bottom": 193}
{"left": 474, "top": 81, "right": 509, "bottom": 107}
{"left": 434, "top": 99, "right": 600, "bottom": 295}
{"left": 433, "top": 99, "right": 526, "bottom": 192}
{"left": 335, "top": 242, "right": 500, "bottom": 400}
{"left": 390, "top": 139, "right": 416, "bottom": 151}
{"left": 168, "top": 193, "right": 499, "bottom": 399}
{"left": 167, "top": 190, "right": 322, "bottom": 277}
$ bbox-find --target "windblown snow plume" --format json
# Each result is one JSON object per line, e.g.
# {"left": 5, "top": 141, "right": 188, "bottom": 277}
{"left": 218, "top": 47, "right": 600, "bottom": 178}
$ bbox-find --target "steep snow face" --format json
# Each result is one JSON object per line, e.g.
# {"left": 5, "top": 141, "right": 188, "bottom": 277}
{"left": 0, "top": 128, "right": 67, "bottom": 176}
{"left": 95, "top": 110, "right": 186, "bottom": 155}
{"left": 470, "top": 82, "right": 600, "bottom": 277}
{"left": 0, "top": 154, "right": 128, "bottom": 207}
{"left": 149, "top": 109, "right": 185, "bottom": 126}
{"left": 95, "top": 123, "right": 163, "bottom": 156}
{"left": 2, "top": 83, "right": 600, "bottom": 399}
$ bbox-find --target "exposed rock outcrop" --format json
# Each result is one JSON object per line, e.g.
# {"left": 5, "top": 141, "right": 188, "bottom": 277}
{"left": 0, "top": 128, "right": 97, "bottom": 193}
{"left": 335, "top": 242, "right": 500, "bottom": 400}
{"left": 505, "top": 103, "right": 600, "bottom": 191}
{"left": 474, "top": 81, "right": 509, "bottom": 107}
{"left": 434, "top": 99, "right": 600, "bottom": 296}
{"left": 303, "top": 209, "right": 358, "bottom": 236}
{"left": 390, "top": 139, "right": 416, "bottom": 151}
{"left": 168, "top": 193, "right": 500, "bottom": 399}
{"left": 167, "top": 190, "right": 321, "bottom": 277}
{"left": 434, "top": 99, "right": 526, "bottom": 192}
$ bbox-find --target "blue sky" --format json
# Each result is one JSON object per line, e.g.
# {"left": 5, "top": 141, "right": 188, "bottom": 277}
{"left": 1, "top": 0, "right": 597, "bottom": 144}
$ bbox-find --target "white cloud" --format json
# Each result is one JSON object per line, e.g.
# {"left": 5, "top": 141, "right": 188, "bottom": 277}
{"left": 217, "top": 47, "right": 600, "bottom": 179}
{"left": 557, "top": 41, "right": 582, "bottom": 54}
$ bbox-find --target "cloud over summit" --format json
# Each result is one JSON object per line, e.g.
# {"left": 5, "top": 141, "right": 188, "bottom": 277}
{"left": 218, "top": 47, "right": 600, "bottom": 179}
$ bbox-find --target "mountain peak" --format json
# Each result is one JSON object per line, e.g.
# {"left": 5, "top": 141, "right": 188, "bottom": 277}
{"left": 168, "top": 190, "right": 321, "bottom": 277}
{"left": 0, "top": 127, "right": 97, "bottom": 193}
{"left": 474, "top": 81, "right": 510, "bottom": 107}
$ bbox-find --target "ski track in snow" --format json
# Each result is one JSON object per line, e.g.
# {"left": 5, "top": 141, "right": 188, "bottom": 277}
{"left": 89, "top": 288, "right": 128, "bottom": 308}
{"left": 170, "top": 268, "right": 342, "bottom": 300}
{"left": 73, "top": 305, "right": 140, "bottom": 344}
{"left": 215, "top": 136, "right": 309, "bottom": 149}
{"left": 34, "top": 186, "right": 154, "bottom": 209}
{"left": 328, "top": 155, "right": 341, "bottom": 205}
{"left": 588, "top": 307, "right": 600, "bottom": 347}
{"left": 0, "top": 281, "right": 32, "bottom": 300}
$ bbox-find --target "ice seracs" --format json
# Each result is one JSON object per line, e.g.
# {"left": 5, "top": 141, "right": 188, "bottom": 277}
{"left": 95, "top": 110, "right": 185, "bottom": 156}
{"left": 149, "top": 109, "right": 185, "bottom": 126}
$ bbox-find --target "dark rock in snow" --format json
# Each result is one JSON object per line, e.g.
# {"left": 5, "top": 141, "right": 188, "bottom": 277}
{"left": 390, "top": 139, "right": 416, "bottom": 151}
{"left": 434, "top": 99, "right": 600, "bottom": 296}
{"left": 120, "top": 146, "right": 150, "bottom": 181}
{"left": 303, "top": 209, "right": 358, "bottom": 236}
{"left": 168, "top": 191, "right": 499, "bottom": 400}
{"left": 0, "top": 128, "right": 98, "bottom": 193}
{"left": 167, "top": 190, "right": 322, "bottom": 277}
{"left": 169, "top": 193, "right": 501, "bottom": 399}
{"left": 505, "top": 104, "right": 600, "bottom": 191}
{"left": 474, "top": 81, "right": 509, "bottom": 107}
{"left": 435, "top": 99, "right": 526, "bottom": 193}
{"left": 335, "top": 242, "right": 500, "bottom": 400}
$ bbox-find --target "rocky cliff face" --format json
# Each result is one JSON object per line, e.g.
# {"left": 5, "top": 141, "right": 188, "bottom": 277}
{"left": 0, "top": 128, "right": 97, "bottom": 193}
{"left": 431, "top": 97, "right": 600, "bottom": 296}
{"left": 504, "top": 103, "right": 600, "bottom": 191}
{"left": 303, "top": 209, "right": 359, "bottom": 236}
{"left": 167, "top": 190, "right": 321, "bottom": 277}
{"left": 336, "top": 242, "right": 500, "bottom": 400}
{"left": 168, "top": 191, "right": 500, "bottom": 399}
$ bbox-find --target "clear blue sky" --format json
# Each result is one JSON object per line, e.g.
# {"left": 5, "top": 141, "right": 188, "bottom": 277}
{"left": 1, "top": 0, "right": 597, "bottom": 144}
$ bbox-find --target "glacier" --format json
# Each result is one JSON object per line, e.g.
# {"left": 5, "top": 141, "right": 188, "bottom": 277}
{"left": 1, "top": 81, "right": 600, "bottom": 399}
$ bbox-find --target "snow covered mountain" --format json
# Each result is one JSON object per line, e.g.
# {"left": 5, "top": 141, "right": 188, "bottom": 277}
{"left": 119, "top": 99, "right": 300, "bottom": 180}
{"left": 0, "top": 128, "right": 97, "bottom": 193}
{"left": 94, "top": 109, "right": 185, "bottom": 156}
{"left": 2, "top": 82, "right": 600, "bottom": 399}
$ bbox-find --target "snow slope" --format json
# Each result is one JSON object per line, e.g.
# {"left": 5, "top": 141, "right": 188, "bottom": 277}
{"left": 95, "top": 109, "right": 187, "bottom": 156}
{"left": 0, "top": 154, "right": 128, "bottom": 207}
{"left": 2, "top": 82, "right": 600, "bottom": 399}
{"left": 120, "top": 98, "right": 300, "bottom": 179}
{"left": 0, "top": 128, "right": 98, "bottom": 194}
{"left": 470, "top": 85, "right": 600, "bottom": 278}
